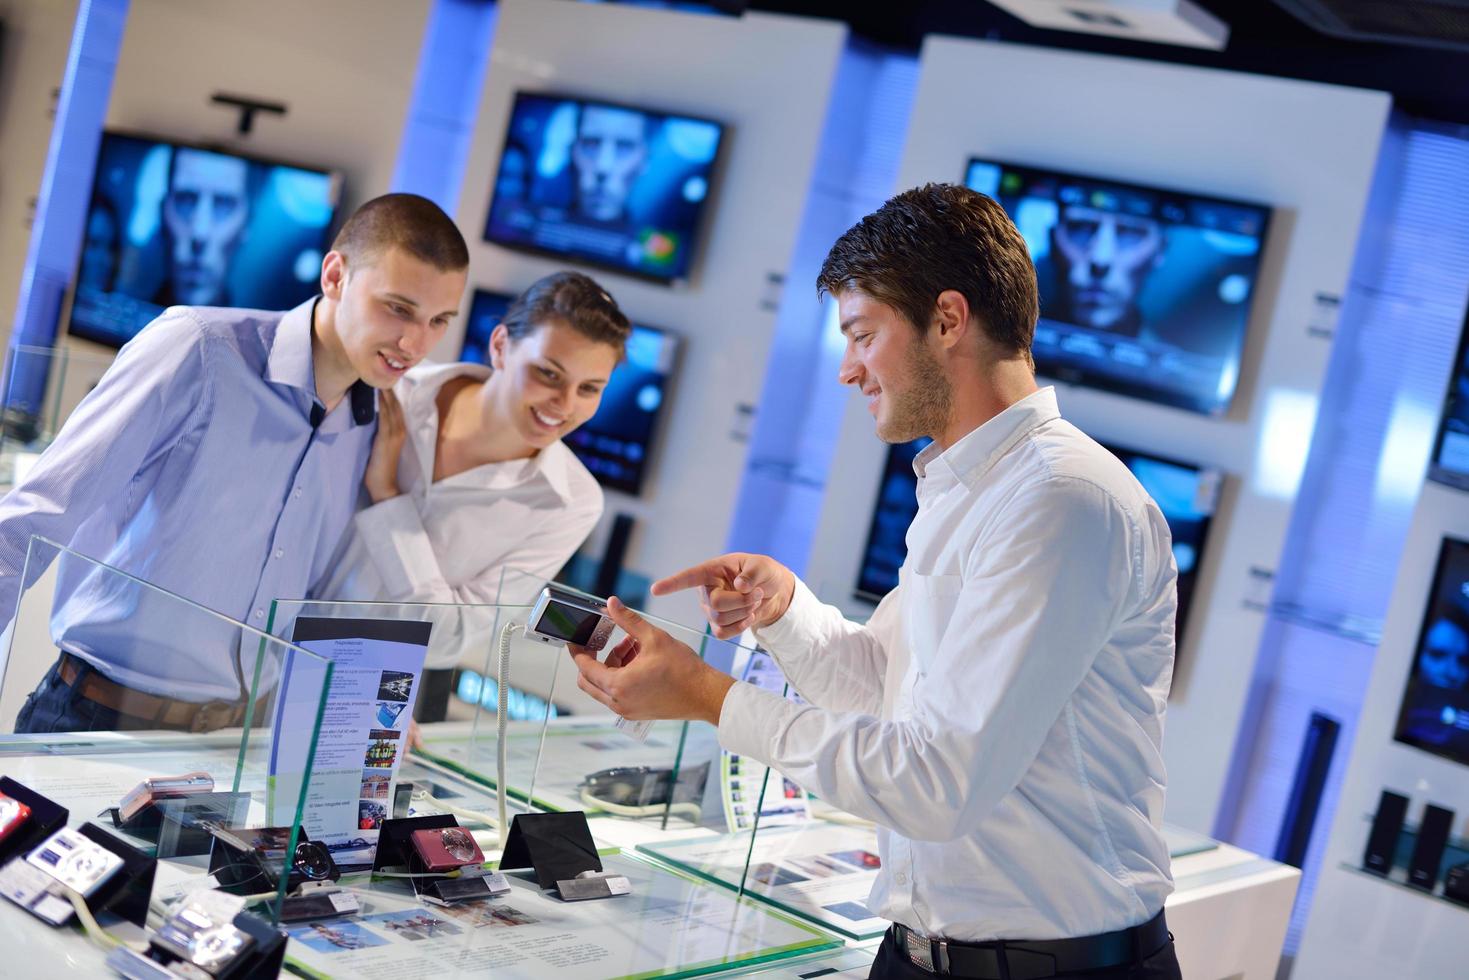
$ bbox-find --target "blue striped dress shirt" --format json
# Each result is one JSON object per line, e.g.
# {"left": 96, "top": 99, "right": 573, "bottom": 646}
{"left": 0, "top": 299, "right": 375, "bottom": 700}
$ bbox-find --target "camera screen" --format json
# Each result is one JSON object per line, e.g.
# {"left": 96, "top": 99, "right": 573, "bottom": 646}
{"left": 538, "top": 601, "right": 603, "bottom": 645}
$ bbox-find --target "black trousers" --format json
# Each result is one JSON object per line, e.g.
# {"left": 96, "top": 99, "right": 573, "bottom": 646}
{"left": 869, "top": 925, "right": 1182, "bottom": 980}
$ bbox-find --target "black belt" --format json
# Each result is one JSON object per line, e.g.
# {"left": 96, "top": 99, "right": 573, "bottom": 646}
{"left": 893, "top": 910, "right": 1170, "bottom": 979}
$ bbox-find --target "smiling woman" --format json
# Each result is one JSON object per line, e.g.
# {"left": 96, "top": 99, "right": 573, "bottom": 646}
{"left": 317, "top": 271, "right": 630, "bottom": 673}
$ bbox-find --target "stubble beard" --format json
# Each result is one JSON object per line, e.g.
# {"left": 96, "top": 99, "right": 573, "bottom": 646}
{"left": 875, "top": 340, "right": 952, "bottom": 445}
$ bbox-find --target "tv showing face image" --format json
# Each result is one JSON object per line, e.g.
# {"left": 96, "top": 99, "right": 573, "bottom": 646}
{"left": 484, "top": 92, "right": 724, "bottom": 283}
{"left": 1394, "top": 537, "right": 1469, "bottom": 767}
{"left": 458, "top": 290, "right": 679, "bottom": 496}
{"left": 854, "top": 438, "right": 1220, "bottom": 645}
{"left": 69, "top": 131, "right": 340, "bottom": 349}
{"left": 1428, "top": 314, "right": 1469, "bottom": 490}
{"left": 964, "top": 159, "right": 1272, "bottom": 416}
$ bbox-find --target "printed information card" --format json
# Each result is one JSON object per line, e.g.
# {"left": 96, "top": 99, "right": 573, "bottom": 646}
{"left": 270, "top": 618, "right": 432, "bottom": 866}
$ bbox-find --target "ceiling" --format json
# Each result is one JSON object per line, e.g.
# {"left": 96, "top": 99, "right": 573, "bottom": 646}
{"left": 746, "top": 0, "right": 1469, "bottom": 125}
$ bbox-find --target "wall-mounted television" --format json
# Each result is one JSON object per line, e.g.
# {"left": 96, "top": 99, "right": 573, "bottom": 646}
{"left": 1428, "top": 313, "right": 1469, "bottom": 490}
{"left": 1394, "top": 537, "right": 1469, "bottom": 767}
{"left": 459, "top": 288, "right": 515, "bottom": 366}
{"left": 459, "top": 288, "right": 679, "bottom": 497}
{"left": 483, "top": 92, "right": 724, "bottom": 285}
{"left": 964, "top": 158, "right": 1272, "bottom": 416}
{"left": 68, "top": 131, "right": 340, "bottom": 349}
{"left": 855, "top": 437, "right": 1221, "bottom": 644}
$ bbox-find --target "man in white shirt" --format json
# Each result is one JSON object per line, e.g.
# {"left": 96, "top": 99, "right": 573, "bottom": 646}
{"left": 569, "top": 184, "right": 1181, "bottom": 979}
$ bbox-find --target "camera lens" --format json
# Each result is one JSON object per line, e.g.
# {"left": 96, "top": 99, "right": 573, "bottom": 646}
{"left": 294, "top": 840, "right": 332, "bottom": 879}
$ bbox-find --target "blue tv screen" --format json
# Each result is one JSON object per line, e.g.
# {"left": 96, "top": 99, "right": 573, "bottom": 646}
{"left": 69, "top": 131, "right": 340, "bottom": 348}
{"left": 459, "top": 288, "right": 679, "bottom": 496}
{"left": 459, "top": 288, "right": 515, "bottom": 367}
{"left": 483, "top": 92, "right": 724, "bottom": 284}
{"left": 1394, "top": 537, "right": 1469, "bottom": 767}
{"left": 1429, "top": 315, "right": 1469, "bottom": 490}
{"left": 856, "top": 438, "right": 1220, "bottom": 644}
{"left": 964, "top": 159, "right": 1271, "bottom": 416}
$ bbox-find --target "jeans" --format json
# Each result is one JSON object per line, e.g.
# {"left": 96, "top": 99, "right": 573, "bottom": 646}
{"left": 870, "top": 924, "right": 1183, "bottom": 980}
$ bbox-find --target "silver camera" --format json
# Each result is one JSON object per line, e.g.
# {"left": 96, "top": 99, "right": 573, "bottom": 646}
{"left": 527, "top": 585, "right": 616, "bottom": 652}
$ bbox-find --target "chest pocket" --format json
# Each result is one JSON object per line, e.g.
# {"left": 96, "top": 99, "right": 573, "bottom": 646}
{"left": 904, "top": 571, "right": 964, "bottom": 674}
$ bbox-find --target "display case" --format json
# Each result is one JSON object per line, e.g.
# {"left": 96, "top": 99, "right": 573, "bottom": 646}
{"left": 0, "top": 344, "right": 114, "bottom": 491}
{"left": 0, "top": 536, "right": 334, "bottom": 925}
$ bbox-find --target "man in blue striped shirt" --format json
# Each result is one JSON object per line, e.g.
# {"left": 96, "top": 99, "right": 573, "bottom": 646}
{"left": 1, "top": 193, "right": 468, "bottom": 733}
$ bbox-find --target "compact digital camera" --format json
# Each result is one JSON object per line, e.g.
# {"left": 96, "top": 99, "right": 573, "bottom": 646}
{"left": 527, "top": 585, "right": 616, "bottom": 652}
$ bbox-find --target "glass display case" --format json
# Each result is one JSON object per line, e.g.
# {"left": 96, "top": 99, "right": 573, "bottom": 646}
{"left": 0, "top": 536, "right": 334, "bottom": 925}
{"left": 0, "top": 345, "right": 115, "bottom": 492}
{"left": 0, "top": 541, "right": 1266, "bottom": 978}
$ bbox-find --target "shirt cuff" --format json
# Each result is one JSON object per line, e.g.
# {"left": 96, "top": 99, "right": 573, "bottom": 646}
{"left": 353, "top": 494, "right": 441, "bottom": 600}
{"left": 716, "top": 680, "right": 798, "bottom": 767}
{"left": 752, "top": 577, "right": 825, "bottom": 658}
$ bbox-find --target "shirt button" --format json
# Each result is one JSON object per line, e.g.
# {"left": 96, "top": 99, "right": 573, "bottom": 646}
{"left": 293, "top": 488, "right": 302, "bottom": 499}
{"left": 274, "top": 549, "right": 284, "bottom": 560}
{"left": 895, "top": 873, "right": 908, "bottom": 885}
{"left": 253, "top": 609, "right": 264, "bottom": 620}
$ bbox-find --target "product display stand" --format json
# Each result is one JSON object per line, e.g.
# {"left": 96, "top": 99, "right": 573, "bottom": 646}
{"left": 64, "top": 822, "right": 156, "bottom": 928}
{"left": 499, "top": 811, "right": 603, "bottom": 890}
{"left": 374, "top": 814, "right": 506, "bottom": 905}
{"left": 106, "top": 791, "right": 251, "bottom": 858}
{"left": 0, "top": 777, "right": 69, "bottom": 866}
{"left": 107, "top": 906, "right": 287, "bottom": 980}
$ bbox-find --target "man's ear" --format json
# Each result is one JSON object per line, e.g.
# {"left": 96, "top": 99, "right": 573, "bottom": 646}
{"left": 932, "top": 289, "right": 971, "bottom": 351}
{"left": 321, "top": 251, "right": 347, "bottom": 301}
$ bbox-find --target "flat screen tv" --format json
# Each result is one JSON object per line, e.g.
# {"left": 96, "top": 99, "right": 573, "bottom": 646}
{"left": 855, "top": 438, "right": 1220, "bottom": 643}
{"left": 459, "top": 288, "right": 516, "bottom": 366}
{"left": 483, "top": 92, "right": 724, "bottom": 284}
{"left": 1394, "top": 537, "right": 1469, "bottom": 767}
{"left": 1428, "top": 313, "right": 1469, "bottom": 490}
{"left": 964, "top": 158, "right": 1272, "bottom": 416}
{"left": 68, "top": 131, "right": 340, "bottom": 349}
{"left": 458, "top": 288, "right": 679, "bottom": 497}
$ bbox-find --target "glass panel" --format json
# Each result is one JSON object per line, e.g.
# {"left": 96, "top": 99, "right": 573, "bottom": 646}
{"left": 637, "top": 637, "right": 889, "bottom": 940}
{"left": 0, "top": 345, "right": 115, "bottom": 493}
{"left": 0, "top": 536, "right": 333, "bottom": 924}
{"left": 280, "top": 848, "right": 837, "bottom": 978}
{"left": 266, "top": 597, "right": 552, "bottom": 860}
{"left": 492, "top": 569, "right": 767, "bottom": 841}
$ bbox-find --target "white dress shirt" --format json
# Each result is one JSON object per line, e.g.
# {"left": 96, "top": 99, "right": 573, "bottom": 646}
{"left": 718, "top": 387, "right": 1177, "bottom": 942}
{"left": 318, "top": 362, "right": 603, "bottom": 668}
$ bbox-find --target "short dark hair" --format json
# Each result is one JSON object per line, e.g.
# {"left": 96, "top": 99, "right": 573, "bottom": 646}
{"left": 816, "top": 183, "right": 1038, "bottom": 362}
{"left": 503, "top": 271, "right": 631, "bottom": 356}
{"left": 332, "top": 193, "right": 469, "bottom": 272}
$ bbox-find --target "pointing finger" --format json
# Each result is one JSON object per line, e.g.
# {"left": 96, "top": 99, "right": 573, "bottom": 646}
{"left": 651, "top": 558, "right": 736, "bottom": 596}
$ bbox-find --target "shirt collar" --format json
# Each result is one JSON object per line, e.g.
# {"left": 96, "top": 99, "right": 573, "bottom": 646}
{"left": 915, "top": 386, "right": 1060, "bottom": 488}
{"left": 265, "top": 296, "right": 375, "bottom": 428}
{"left": 401, "top": 360, "right": 576, "bottom": 503}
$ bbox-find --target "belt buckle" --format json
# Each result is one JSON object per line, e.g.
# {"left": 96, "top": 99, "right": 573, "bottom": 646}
{"left": 904, "top": 930, "right": 949, "bottom": 974}
{"left": 191, "top": 700, "right": 236, "bottom": 733}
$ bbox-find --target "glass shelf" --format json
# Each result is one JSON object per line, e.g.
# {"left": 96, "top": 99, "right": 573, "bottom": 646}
{"left": 1337, "top": 863, "right": 1469, "bottom": 915}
